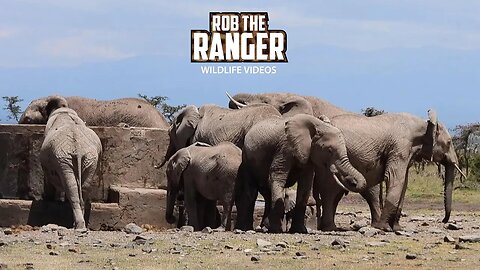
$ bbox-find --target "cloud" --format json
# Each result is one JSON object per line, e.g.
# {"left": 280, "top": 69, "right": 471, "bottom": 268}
{"left": 0, "top": 28, "right": 15, "bottom": 39}
{"left": 39, "top": 31, "right": 135, "bottom": 64}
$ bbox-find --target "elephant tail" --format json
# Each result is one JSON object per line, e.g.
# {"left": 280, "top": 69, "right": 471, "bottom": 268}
{"left": 75, "top": 154, "right": 83, "bottom": 207}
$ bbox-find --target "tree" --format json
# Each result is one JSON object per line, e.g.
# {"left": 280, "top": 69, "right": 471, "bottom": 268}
{"left": 452, "top": 123, "right": 480, "bottom": 180}
{"left": 138, "top": 94, "right": 186, "bottom": 124}
{"left": 2, "top": 96, "right": 23, "bottom": 122}
{"left": 361, "top": 106, "right": 384, "bottom": 117}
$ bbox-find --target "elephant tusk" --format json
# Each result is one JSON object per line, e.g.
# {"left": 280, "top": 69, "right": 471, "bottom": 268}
{"left": 226, "top": 92, "right": 247, "bottom": 109}
{"left": 333, "top": 173, "right": 352, "bottom": 192}
{"left": 454, "top": 163, "right": 467, "bottom": 179}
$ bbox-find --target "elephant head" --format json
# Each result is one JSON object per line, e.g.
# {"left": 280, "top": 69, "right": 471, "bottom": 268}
{"left": 165, "top": 148, "right": 191, "bottom": 224}
{"left": 227, "top": 92, "right": 313, "bottom": 117}
{"left": 19, "top": 96, "right": 68, "bottom": 124}
{"left": 414, "top": 110, "right": 463, "bottom": 223}
{"left": 285, "top": 114, "right": 367, "bottom": 192}
{"left": 161, "top": 105, "right": 201, "bottom": 166}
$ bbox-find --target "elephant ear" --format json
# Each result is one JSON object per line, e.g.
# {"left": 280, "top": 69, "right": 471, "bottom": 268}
{"left": 285, "top": 115, "right": 316, "bottom": 165}
{"left": 167, "top": 148, "right": 191, "bottom": 190}
{"left": 173, "top": 105, "right": 200, "bottom": 149}
{"left": 279, "top": 96, "right": 314, "bottom": 117}
{"left": 421, "top": 109, "right": 438, "bottom": 160}
{"left": 44, "top": 96, "right": 68, "bottom": 119}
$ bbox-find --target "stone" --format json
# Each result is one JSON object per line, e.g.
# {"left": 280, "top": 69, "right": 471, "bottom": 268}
{"left": 3, "top": 229, "right": 12, "bottom": 235}
{"left": 256, "top": 239, "right": 272, "bottom": 248}
{"left": 358, "top": 227, "right": 381, "bottom": 237}
{"left": 142, "top": 246, "right": 154, "bottom": 253}
{"left": 276, "top": 242, "right": 288, "bottom": 248}
{"left": 68, "top": 247, "right": 80, "bottom": 253}
{"left": 251, "top": 256, "right": 260, "bottom": 262}
{"left": 224, "top": 245, "right": 234, "bottom": 249}
{"left": 428, "top": 229, "right": 443, "bottom": 234}
{"left": 202, "top": 227, "right": 213, "bottom": 234}
{"left": 455, "top": 244, "right": 468, "bottom": 250}
{"left": 351, "top": 220, "right": 369, "bottom": 231}
{"left": 243, "top": 249, "right": 253, "bottom": 253}
{"left": 446, "top": 223, "right": 462, "bottom": 230}
{"left": 366, "top": 241, "right": 388, "bottom": 247}
{"left": 0, "top": 264, "right": 7, "bottom": 270}
{"left": 124, "top": 223, "right": 144, "bottom": 234}
{"left": 49, "top": 251, "right": 59, "bottom": 256}
{"left": 406, "top": 253, "right": 417, "bottom": 260}
{"left": 296, "top": 251, "right": 306, "bottom": 256}
{"left": 180, "top": 226, "right": 194, "bottom": 232}
{"left": 233, "top": 229, "right": 244, "bottom": 234}
{"left": 444, "top": 235, "right": 456, "bottom": 243}
{"left": 255, "top": 226, "right": 268, "bottom": 233}
{"left": 133, "top": 235, "right": 150, "bottom": 245}
{"left": 459, "top": 235, "right": 480, "bottom": 243}
{"left": 395, "top": 231, "right": 412, "bottom": 237}
{"left": 331, "top": 238, "right": 346, "bottom": 248}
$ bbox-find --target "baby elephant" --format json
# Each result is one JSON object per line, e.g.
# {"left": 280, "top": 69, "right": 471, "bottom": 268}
{"left": 165, "top": 142, "right": 242, "bottom": 231}
{"left": 40, "top": 98, "right": 102, "bottom": 230}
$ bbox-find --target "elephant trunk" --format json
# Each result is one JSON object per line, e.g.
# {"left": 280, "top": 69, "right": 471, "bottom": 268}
{"left": 165, "top": 185, "right": 178, "bottom": 224}
{"left": 333, "top": 156, "right": 367, "bottom": 193}
{"left": 442, "top": 163, "right": 455, "bottom": 223}
{"left": 160, "top": 142, "right": 176, "bottom": 167}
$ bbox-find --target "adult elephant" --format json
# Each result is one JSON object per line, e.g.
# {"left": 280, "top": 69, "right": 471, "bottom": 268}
{"left": 315, "top": 110, "right": 464, "bottom": 231}
{"left": 19, "top": 95, "right": 169, "bottom": 128}
{"left": 40, "top": 97, "right": 102, "bottom": 230}
{"left": 227, "top": 92, "right": 349, "bottom": 118}
{"left": 165, "top": 142, "right": 242, "bottom": 231}
{"left": 236, "top": 114, "right": 367, "bottom": 233}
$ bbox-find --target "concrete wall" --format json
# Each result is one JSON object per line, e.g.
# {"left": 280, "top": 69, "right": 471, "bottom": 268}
{"left": 0, "top": 124, "right": 169, "bottom": 202}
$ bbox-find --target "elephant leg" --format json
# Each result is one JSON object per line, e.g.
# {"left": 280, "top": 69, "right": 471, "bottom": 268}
{"left": 289, "top": 167, "right": 314, "bottom": 234}
{"left": 391, "top": 171, "right": 409, "bottom": 231}
{"left": 184, "top": 181, "right": 200, "bottom": 231}
{"left": 259, "top": 187, "right": 271, "bottom": 228}
{"left": 361, "top": 184, "right": 382, "bottom": 228}
{"left": 317, "top": 174, "right": 345, "bottom": 231}
{"left": 204, "top": 199, "right": 219, "bottom": 229}
{"left": 57, "top": 163, "right": 85, "bottom": 230}
{"left": 266, "top": 169, "right": 288, "bottom": 233}
{"left": 312, "top": 172, "right": 323, "bottom": 230}
{"left": 375, "top": 163, "right": 408, "bottom": 232}
{"left": 234, "top": 163, "right": 257, "bottom": 231}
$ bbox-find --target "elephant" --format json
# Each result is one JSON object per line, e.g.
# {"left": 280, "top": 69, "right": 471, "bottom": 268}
{"left": 19, "top": 95, "right": 169, "bottom": 128}
{"left": 227, "top": 92, "right": 349, "bottom": 118}
{"left": 315, "top": 110, "right": 464, "bottom": 232}
{"left": 161, "top": 103, "right": 281, "bottom": 165}
{"left": 39, "top": 97, "right": 102, "bottom": 230}
{"left": 235, "top": 114, "right": 367, "bottom": 233}
{"left": 165, "top": 142, "right": 242, "bottom": 231}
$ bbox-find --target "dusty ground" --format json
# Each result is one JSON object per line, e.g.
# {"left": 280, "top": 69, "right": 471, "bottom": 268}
{"left": 1, "top": 196, "right": 479, "bottom": 270}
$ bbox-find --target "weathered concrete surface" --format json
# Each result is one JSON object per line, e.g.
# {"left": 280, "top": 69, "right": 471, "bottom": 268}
{"left": 0, "top": 124, "right": 169, "bottom": 201}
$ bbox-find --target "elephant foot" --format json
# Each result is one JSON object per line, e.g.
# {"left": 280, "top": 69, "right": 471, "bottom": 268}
{"left": 266, "top": 225, "right": 283, "bottom": 234}
{"left": 288, "top": 224, "right": 308, "bottom": 234}
{"left": 320, "top": 224, "right": 337, "bottom": 232}
{"left": 371, "top": 221, "right": 393, "bottom": 232}
{"left": 74, "top": 227, "right": 88, "bottom": 233}
{"left": 392, "top": 222, "right": 404, "bottom": 232}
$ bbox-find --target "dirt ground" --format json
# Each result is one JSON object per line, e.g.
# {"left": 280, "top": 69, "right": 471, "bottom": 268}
{"left": 1, "top": 196, "right": 479, "bottom": 270}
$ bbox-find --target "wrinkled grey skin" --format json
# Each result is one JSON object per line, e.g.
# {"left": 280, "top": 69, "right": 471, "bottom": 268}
{"left": 228, "top": 93, "right": 459, "bottom": 231}
{"left": 40, "top": 99, "right": 102, "bottom": 230}
{"left": 162, "top": 104, "right": 282, "bottom": 165}
{"left": 165, "top": 142, "right": 242, "bottom": 231}
{"left": 228, "top": 92, "right": 349, "bottom": 118}
{"left": 315, "top": 111, "right": 459, "bottom": 231}
{"left": 236, "top": 114, "right": 366, "bottom": 233}
{"left": 19, "top": 96, "right": 169, "bottom": 128}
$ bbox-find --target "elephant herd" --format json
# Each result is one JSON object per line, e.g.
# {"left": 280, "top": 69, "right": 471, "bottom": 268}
{"left": 19, "top": 93, "right": 464, "bottom": 233}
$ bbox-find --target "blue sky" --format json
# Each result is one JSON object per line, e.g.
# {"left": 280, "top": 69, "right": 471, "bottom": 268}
{"left": 0, "top": 1, "right": 479, "bottom": 128}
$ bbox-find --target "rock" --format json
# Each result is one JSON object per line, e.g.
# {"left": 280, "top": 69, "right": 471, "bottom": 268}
{"left": 409, "top": 216, "right": 425, "bottom": 222}
{"left": 444, "top": 235, "right": 456, "bottom": 243}
{"left": 41, "top": 224, "right": 66, "bottom": 233}
{"left": 366, "top": 241, "right": 388, "bottom": 247}
{"left": 359, "top": 227, "right": 381, "bottom": 237}
{"left": 260, "top": 248, "right": 271, "bottom": 253}
{"left": 0, "top": 263, "right": 7, "bottom": 270}
{"left": 133, "top": 235, "right": 150, "bottom": 245}
{"left": 0, "top": 241, "right": 5, "bottom": 247}
{"left": 251, "top": 256, "right": 260, "bottom": 262}
{"left": 331, "top": 238, "right": 346, "bottom": 248}
{"left": 124, "top": 223, "right": 144, "bottom": 234}
{"left": 276, "top": 242, "right": 288, "bottom": 248}
{"left": 406, "top": 253, "right": 417, "bottom": 260}
{"left": 295, "top": 251, "right": 306, "bottom": 256}
{"left": 243, "top": 249, "right": 253, "bottom": 253}
{"left": 224, "top": 245, "right": 234, "bottom": 250}
{"left": 68, "top": 247, "right": 80, "bottom": 253}
{"left": 395, "top": 231, "right": 412, "bottom": 237}
{"left": 256, "top": 239, "right": 272, "bottom": 248}
{"left": 49, "top": 251, "right": 59, "bottom": 256}
{"left": 446, "top": 223, "right": 462, "bottom": 230}
{"left": 233, "top": 229, "right": 244, "bottom": 234}
{"left": 421, "top": 222, "right": 429, "bottom": 226}
{"left": 201, "top": 227, "right": 213, "bottom": 234}
{"left": 459, "top": 235, "right": 480, "bottom": 243}
{"left": 46, "top": 244, "right": 55, "bottom": 250}
{"left": 3, "top": 229, "right": 12, "bottom": 235}
{"left": 180, "top": 226, "right": 194, "bottom": 232}
{"left": 455, "top": 243, "right": 468, "bottom": 250}
{"left": 351, "top": 220, "right": 369, "bottom": 231}
{"left": 142, "top": 246, "right": 153, "bottom": 253}
{"left": 246, "top": 230, "right": 256, "bottom": 234}
{"left": 428, "top": 229, "right": 443, "bottom": 234}
{"left": 255, "top": 226, "right": 268, "bottom": 233}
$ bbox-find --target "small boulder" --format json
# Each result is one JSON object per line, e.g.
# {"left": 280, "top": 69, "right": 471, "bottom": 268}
{"left": 256, "top": 239, "right": 272, "bottom": 248}
{"left": 201, "top": 227, "right": 213, "bottom": 234}
{"left": 446, "top": 223, "right": 462, "bottom": 231}
{"left": 124, "top": 223, "right": 144, "bottom": 235}
{"left": 180, "top": 226, "right": 194, "bottom": 233}
{"left": 251, "top": 256, "right": 260, "bottom": 262}
{"left": 405, "top": 253, "right": 417, "bottom": 260}
{"left": 331, "top": 238, "right": 346, "bottom": 248}
{"left": 459, "top": 235, "right": 480, "bottom": 243}
{"left": 444, "top": 235, "right": 456, "bottom": 243}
